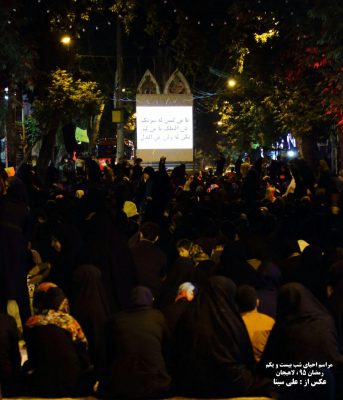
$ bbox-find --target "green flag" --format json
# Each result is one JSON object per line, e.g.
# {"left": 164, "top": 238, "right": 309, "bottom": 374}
{"left": 75, "top": 127, "right": 89, "bottom": 143}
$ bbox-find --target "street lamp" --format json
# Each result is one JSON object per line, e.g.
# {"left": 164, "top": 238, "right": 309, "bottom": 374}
{"left": 60, "top": 35, "right": 72, "bottom": 69}
{"left": 60, "top": 35, "right": 71, "bottom": 45}
{"left": 227, "top": 78, "right": 237, "bottom": 88}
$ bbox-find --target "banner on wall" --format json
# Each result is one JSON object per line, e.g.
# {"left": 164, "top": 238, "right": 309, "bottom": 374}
{"left": 75, "top": 127, "right": 89, "bottom": 143}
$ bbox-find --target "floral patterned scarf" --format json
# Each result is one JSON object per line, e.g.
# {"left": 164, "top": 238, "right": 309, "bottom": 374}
{"left": 26, "top": 282, "right": 87, "bottom": 347}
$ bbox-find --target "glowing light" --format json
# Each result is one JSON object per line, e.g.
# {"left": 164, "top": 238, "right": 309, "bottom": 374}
{"left": 217, "top": 121, "right": 223, "bottom": 126}
{"left": 287, "top": 150, "right": 296, "bottom": 158}
{"left": 227, "top": 79, "right": 237, "bottom": 88}
{"left": 61, "top": 35, "right": 71, "bottom": 45}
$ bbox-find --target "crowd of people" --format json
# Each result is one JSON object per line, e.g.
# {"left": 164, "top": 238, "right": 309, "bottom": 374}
{"left": 1, "top": 153, "right": 343, "bottom": 399}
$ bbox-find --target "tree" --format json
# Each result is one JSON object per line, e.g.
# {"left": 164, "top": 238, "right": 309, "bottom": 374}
{"left": 3, "top": 0, "right": 343, "bottom": 168}
{"left": 0, "top": 1, "right": 36, "bottom": 165}
{"left": 45, "top": 0, "right": 343, "bottom": 167}
{"left": 33, "top": 69, "right": 104, "bottom": 180}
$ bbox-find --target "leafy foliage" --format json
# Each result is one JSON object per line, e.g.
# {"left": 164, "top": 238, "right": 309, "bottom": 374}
{"left": 2, "top": 0, "right": 343, "bottom": 162}
{"left": 33, "top": 68, "right": 104, "bottom": 131}
{"left": 263, "top": 77, "right": 330, "bottom": 136}
{"left": 25, "top": 115, "right": 41, "bottom": 145}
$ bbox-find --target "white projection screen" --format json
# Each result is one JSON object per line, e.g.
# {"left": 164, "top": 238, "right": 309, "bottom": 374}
{"left": 136, "top": 94, "right": 193, "bottom": 162}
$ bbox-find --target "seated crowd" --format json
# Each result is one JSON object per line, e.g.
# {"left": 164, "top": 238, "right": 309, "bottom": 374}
{"left": 1, "top": 155, "right": 343, "bottom": 399}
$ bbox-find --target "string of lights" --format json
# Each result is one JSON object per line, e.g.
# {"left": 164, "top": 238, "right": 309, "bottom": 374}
{"left": 22, "top": 0, "right": 294, "bottom": 34}
{"left": 108, "top": 87, "right": 226, "bottom": 104}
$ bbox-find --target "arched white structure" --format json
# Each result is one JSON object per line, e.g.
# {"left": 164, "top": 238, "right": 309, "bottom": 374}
{"left": 137, "top": 69, "right": 161, "bottom": 94}
{"left": 163, "top": 70, "right": 191, "bottom": 94}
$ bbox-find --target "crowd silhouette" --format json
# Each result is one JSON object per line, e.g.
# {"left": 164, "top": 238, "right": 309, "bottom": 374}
{"left": 1, "top": 154, "right": 343, "bottom": 399}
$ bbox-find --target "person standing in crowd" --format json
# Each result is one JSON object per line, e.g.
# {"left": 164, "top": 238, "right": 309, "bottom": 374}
{"left": 139, "top": 166, "right": 156, "bottom": 220}
{"left": 131, "top": 157, "right": 143, "bottom": 182}
{"left": 71, "top": 264, "right": 111, "bottom": 379}
{"left": 80, "top": 197, "right": 137, "bottom": 312}
{"left": 215, "top": 153, "right": 226, "bottom": 176}
{"left": 122, "top": 200, "right": 140, "bottom": 243}
{"left": 131, "top": 221, "right": 167, "bottom": 297}
{"left": 0, "top": 171, "right": 31, "bottom": 332}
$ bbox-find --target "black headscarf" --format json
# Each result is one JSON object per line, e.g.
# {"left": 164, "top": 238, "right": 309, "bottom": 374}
{"left": 7, "top": 176, "right": 29, "bottom": 205}
{"left": 276, "top": 282, "right": 329, "bottom": 321}
{"left": 72, "top": 264, "right": 111, "bottom": 317}
{"left": 261, "top": 283, "right": 343, "bottom": 365}
{"left": 220, "top": 240, "right": 264, "bottom": 288}
{"left": 300, "top": 244, "right": 325, "bottom": 299}
{"left": 260, "top": 283, "right": 343, "bottom": 399}
{"left": 257, "top": 262, "right": 281, "bottom": 318}
{"left": 130, "top": 286, "right": 154, "bottom": 308}
{"left": 80, "top": 210, "right": 137, "bottom": 312}
{"left": 190, "top": 275, "right": 254, "bottom": 364}
{"left": 48, "top": 221, "right": 83, "bottom": 296}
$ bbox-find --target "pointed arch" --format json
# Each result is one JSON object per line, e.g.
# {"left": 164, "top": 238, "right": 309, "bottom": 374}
{"left": 163, "top": 70, "right": 191, "bottom": 94}
{"left": 137, "top": 69, "right": 161, "bottom": 94}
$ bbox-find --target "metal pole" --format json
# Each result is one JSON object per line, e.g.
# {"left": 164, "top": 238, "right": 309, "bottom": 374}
{"left": 115, "top": 17, "right": 124, "bottom": 161}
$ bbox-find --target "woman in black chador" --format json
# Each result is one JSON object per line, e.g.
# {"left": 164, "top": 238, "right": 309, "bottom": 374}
{"left": 173, "top": 276, "right": 273, "bottom": 398}
{"left": 99, "top": 286, "right": 171, "bottom": 399}
{"left": 71, "top": 264, "right": 111, "bottom": 378}
{"left": 261, "top": 282, "right": 343, "bottom": 399}
{"left": 0, "top": 175, "right": 31, "bottom": 323}
{"left": 0, "top": 313, "right": 22, "bottom": 396}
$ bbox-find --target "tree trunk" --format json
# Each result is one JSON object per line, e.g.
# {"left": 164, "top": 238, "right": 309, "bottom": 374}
{"left": 297, "top": 134, "right": 320, "bottom": 169}
{"left": 338, "top": 129, "right": 343, "bottom": 171}
{"left": 89, "top": 102, "right": 105, "bottom": 152}
{"left": 37, "top": 123, "right": 58, "bottom": 183}
{"left": 16, "top": 144, "right": 34, "bottom": 170}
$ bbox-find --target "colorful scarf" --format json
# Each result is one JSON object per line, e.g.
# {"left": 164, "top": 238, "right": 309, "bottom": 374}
{"left": 175, "top": 282, "right": 197, "bottom": 302}
{"left": 26, "top": 282, "right": 88, "bottom": 346}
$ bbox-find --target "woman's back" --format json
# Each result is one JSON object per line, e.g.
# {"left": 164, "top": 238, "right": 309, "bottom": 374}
{"left": 174, "top": 276, "right": 259, "bottom": 397}
{"left": 261, "top": 283, "right": 343, "bottom": 399}
{"left": 100, "top": 287, "right": 171, "bottom": 399}
{"left": 25, "top": 324, "right": 87, "bottom": 397}
{"left": 71, "top": 264, "right": 110, "bottom": 376}
{"left": 0, "top": 313, "right": 21, "bottom": 396}
{"left": 24, "top": 282, "right": 93, "bottom": 397}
